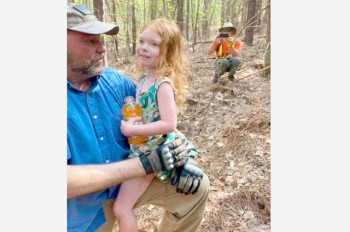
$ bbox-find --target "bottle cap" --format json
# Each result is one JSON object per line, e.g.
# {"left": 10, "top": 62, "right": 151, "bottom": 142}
{"left": 124, "top": 96, "right": 135, "bottom": 103}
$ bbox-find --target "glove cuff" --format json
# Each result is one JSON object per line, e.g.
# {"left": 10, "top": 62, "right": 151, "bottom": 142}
{"left": 139, "top": 153, "right": 153, "bottom": 174}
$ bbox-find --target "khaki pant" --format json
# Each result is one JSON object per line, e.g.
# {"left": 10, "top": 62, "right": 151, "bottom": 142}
{"left": 96, "top": 174, "right": 210, "bottom": 232}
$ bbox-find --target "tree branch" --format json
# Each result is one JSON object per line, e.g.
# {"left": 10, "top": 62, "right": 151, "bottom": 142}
{"left": 236, "top": 3, "right": 270, "bottom": 37}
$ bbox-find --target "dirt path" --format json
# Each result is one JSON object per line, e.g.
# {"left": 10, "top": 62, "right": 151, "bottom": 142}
{"left": 113, "top": 42, "right": 271, "bottom": 232}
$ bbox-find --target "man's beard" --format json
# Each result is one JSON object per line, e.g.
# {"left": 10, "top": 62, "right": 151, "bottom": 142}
{"left": 67, "top": 52, "right": 105, "bottom": 77}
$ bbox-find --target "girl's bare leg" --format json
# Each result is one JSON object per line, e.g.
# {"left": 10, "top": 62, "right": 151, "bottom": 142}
{"left": 113, "top": 174, "right": 154, "bottom": 232}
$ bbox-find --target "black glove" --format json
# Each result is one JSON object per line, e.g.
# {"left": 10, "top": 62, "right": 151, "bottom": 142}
{"left": 139, "top": 138, "right": 187, "bottom": 174}
{"left": 171, "top": 158, "right": 204, "bottom": 195}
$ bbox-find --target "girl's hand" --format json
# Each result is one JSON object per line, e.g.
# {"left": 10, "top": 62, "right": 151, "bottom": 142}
{"left": 120, "top": 117, "right": 142, "bottom": 137}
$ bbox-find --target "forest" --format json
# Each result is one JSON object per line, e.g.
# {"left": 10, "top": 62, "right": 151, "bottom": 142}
{"left": 68, "top": 0, "right": 271, "bottom": 231}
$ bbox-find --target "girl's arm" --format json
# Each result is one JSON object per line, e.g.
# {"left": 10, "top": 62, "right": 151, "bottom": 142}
{"left": 120, "top": 81, "right": 177, "bottom": 137}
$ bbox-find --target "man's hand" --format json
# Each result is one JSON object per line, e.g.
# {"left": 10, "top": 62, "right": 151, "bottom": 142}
{"left": 139, "top": 138, "right": 187, "bottom": 174}
{"left": 171, "top": 158, "right": 204, "bottom": 195}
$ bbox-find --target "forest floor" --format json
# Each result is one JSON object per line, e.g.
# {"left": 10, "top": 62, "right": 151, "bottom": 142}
{"left": 111, "top": 38, "right": 271, "bottom": 232}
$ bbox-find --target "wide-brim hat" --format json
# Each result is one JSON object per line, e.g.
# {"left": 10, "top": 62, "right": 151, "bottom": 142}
{"left": 67, "top": 3, "right": 119, "bottom": 35}
{"left": 219, "top": 22, "right": 237, "bottom": 35}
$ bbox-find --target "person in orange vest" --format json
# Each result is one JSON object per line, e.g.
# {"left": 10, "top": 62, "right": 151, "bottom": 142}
{"left": 207, "top": 22, "right": 242, "bottom": 84}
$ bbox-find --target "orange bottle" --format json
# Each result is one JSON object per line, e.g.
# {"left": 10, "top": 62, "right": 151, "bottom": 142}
{"left": 122, "top": 96, "right": 148, "bottom": 144}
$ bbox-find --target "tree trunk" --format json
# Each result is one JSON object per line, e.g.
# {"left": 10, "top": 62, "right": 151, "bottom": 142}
{"left": 93, "top": 0, "right": 104, "bottom": 24}
{"left": 225, "top": 0, "right": 231, "bottom": 22}
{"left": 220, "top": 0, "right": 226, "bottom": 26}
{"left": 190, "top": 0, "right": 195, "bottom": 40}
{"left": 144, "top": 0, "right": 147, "bottom": 25}
{"left": 245, "top": 0, "right": 257, "bottom": 46}
{"left": 125, "top": 2, "right": 130, "bottom": 62}
{"left": 131, "top": 0, "right": 137, "bottom": 55}
{"left": 93, "top": 0, "right": 108, "bottom": 66}
{"left": 229, "top": 0, "right": 235, "bottom": 25}
{"left": 112, "top": 1, "right": 119, "bottom": 58}
{"left": 255, "top": 0, "right": 263, "bottom": 35}
{"left": 185, "top": 0, "right": 190, "bottom": 41}
{"left": 202, "top": 0, "right": 209, "bottom": 40}
{"left": 263, "top": 0, "right": 270, "bottom": 77}
{"left": 177, "top": 0, "right": 184, "bottom": 34}
{"left": 241, "top": 0, "right": 248, "bottom": 28}
{"left": 150, "top": 0, "right": 157, "bottom": 20}
{"left": 163, "top": 0, "right": 168, "bottom": 19}
{"left": 208, "top": 0, "right": 218, "bottom": 30}
{"left": 192, "top": 0, "right": 200, "bottom": 52}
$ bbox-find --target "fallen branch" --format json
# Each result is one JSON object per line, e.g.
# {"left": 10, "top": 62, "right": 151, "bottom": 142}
{"left": 233, "top": 66, "right": 270, "bottom": 83}
{"left": 189, "top": 41, "right": 212, "bottom": 45}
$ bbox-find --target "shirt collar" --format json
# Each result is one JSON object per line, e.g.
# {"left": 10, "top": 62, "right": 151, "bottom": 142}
{"left": 67, "top": 75, "right": 100, "bottom": 92}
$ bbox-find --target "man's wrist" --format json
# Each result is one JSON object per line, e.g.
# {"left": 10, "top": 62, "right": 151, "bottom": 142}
{"left": 139, "top": 154, "right": 153, "bottom": 174}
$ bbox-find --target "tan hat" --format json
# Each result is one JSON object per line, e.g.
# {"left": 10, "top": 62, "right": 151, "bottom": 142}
{"left": 219, "top": 22, "right": 236, "bottom": 35}
{"left": 67, "top": 3, "right": 119, "bottom": 35}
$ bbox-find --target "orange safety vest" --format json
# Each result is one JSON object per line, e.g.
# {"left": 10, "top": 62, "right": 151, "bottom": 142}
{"left": 218, "top": 37, "right": 238, "bottom": 57}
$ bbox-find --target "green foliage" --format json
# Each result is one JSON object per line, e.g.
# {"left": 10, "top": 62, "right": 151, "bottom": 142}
{"left": 68, "top": 0, "right": 268, "bottom": 50}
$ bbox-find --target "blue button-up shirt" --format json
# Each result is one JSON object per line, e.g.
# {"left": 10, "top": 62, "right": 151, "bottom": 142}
{"left": 67, "top": 67, "right": 136, "bottom": 232}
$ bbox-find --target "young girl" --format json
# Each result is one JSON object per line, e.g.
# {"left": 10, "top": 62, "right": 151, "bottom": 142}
{"left": 112, "top": 18, "right": 197, "bottom": 232}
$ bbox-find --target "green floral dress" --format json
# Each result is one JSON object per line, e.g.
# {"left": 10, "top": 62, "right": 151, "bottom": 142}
{"left": 129, "top": 74, "right": 197, "bottom": 183}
